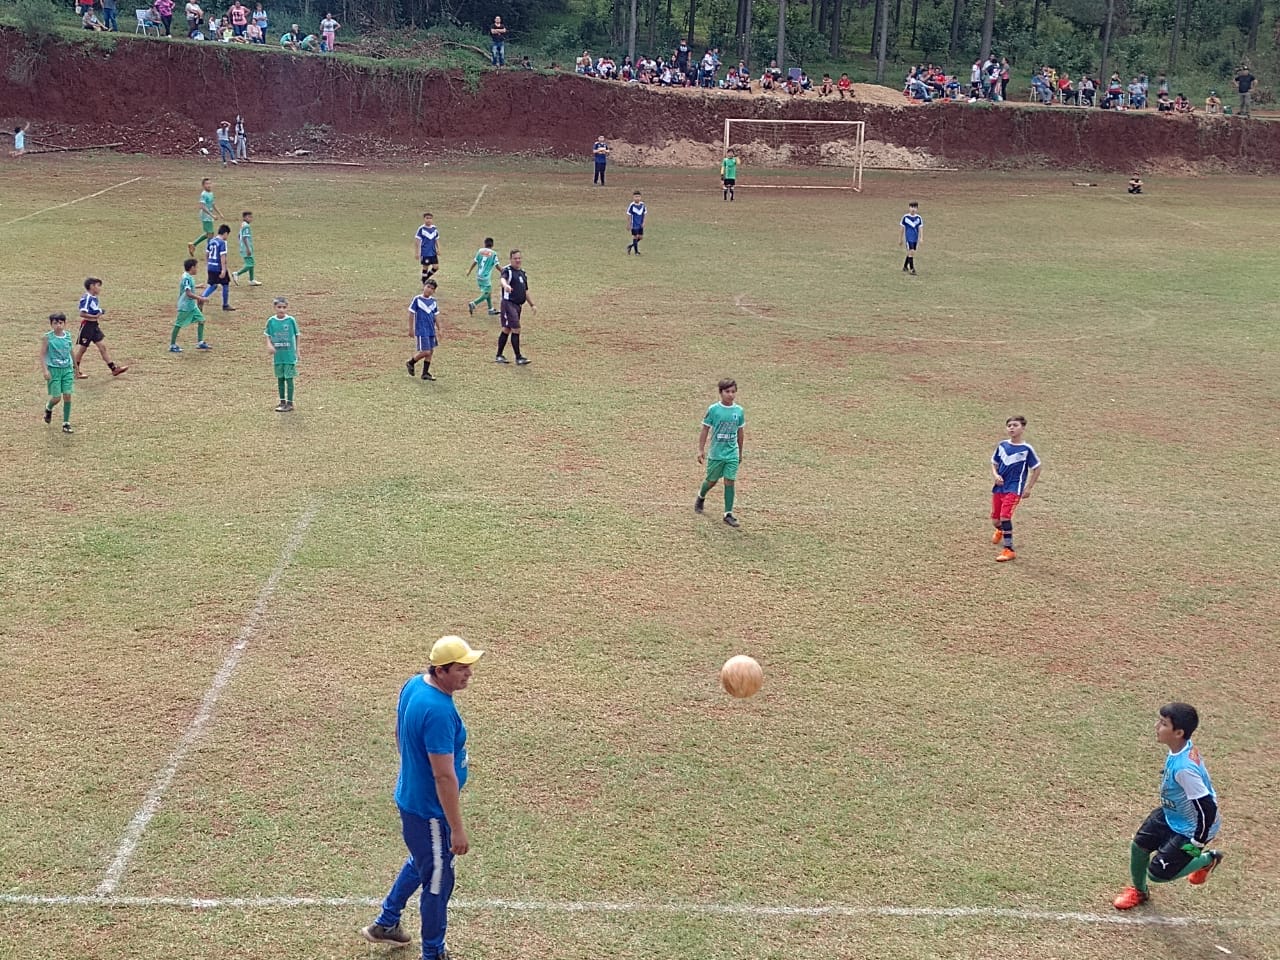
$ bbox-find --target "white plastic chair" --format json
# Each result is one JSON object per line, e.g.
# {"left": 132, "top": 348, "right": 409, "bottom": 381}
{"left": 135, "top": 9, "right": 161, "bottom": 34}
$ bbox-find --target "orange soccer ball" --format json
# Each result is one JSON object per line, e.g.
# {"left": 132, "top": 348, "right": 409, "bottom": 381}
{"left": 720, "top": 655, "right": 764, "bottom": 699}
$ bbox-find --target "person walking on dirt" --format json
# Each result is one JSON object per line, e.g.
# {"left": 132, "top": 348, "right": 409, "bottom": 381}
{"left": 1235, "top": 66, "right": 1256, "bottom": 118}
{"left": 489, "top": 16, "right": 507, "bottom": 66}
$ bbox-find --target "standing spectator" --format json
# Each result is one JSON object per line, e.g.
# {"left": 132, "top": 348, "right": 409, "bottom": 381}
{"left": 489, "top": 16, "right": 506, "bottom": 66}
{"left": 319, "top": 11, "right": 340, "bottom": 51}
{"left": 592, "top": 135, "right": 610, "bottom": 185}
{"left": 1156, "top": 72, "right": 1169, "bottom": 99}
{"left": 153, "top": 0, "right": 173, "bottom": 34}
{"left": 216, "top": 121, "right": 235, "bottom": 165}
{"left": 361, "top": 636, "right": 484, "bottom": 958}
{"left": 184, "top": 0, "right": 203, "bottom": 34}
{"left": 100, "top": 0, "right": 118, "bottom": 32}
{"left": 675, "top": 37, "right": 691, "bottom": 77}
{"left": 228, "top": 0, "right": 248, "bottom": 37}
{"left": 234, "top": 115, "right": 247, "bottom": 161}
{"left": 11, "top": 122, "right": 30, "bottom": 158}
{"left": 1235, "top": 66, "right": 1255, "bottom": 118}
{"left": 496, "top": 250, "right": 535, "bottom": 365}
{"left": 700, "top": 48, "right": 716, "bottom": 87}
{"left": 1000, "top": 57, "right": 1011, "bottom": 100}
{"left": 251, "top": 2, "right": 268, "bottom": 37}
{"left": 1105, "top": 73, "right": 1124, "bottom": 108}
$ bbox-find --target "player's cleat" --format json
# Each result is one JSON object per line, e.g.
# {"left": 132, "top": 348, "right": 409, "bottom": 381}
{"left": 196, "top": 341, "right": 212, "bottom": 350}
{"left": 275, "top": 401, "right": 288, "bottom": 412}
{"left": 487, "top": 309, "right": 499, "bottom": 315}
{"left": 62, "top": 423, "right": 73, "bottom": 434}
{"left": 694, "top": 496, "right": 705, "bottom": 514}
{"left": 494, "top": 355, "right": 509, "bottom": 364}
{"left": 995, "top": 548, "right": 1016, "bottom": 562}
{"left": 111, "top": 364, "right": 129, "bottom": 377}
{"left": 360, "top": 922, "right": 412, "bottom": 947}
{"left": 1187, "top": 850, "right": 1223, "bottom": 885}
{"left": 168, "top": 344, "right": 182, "bottom": 353}
{"left": 723, "top": 513, "right": 740, "bottom": 528}
{"left": 1112, "top": 886, "right": 1148, "bottom": 910}
{"left": 75, "top": 370, "right": 89, "bottom": 379}
{"left": 422, "top": 372, "right": 435, "bottom": 381}
{"left": 910, "top": 268, "right": 917, "bottom": 276}
{"left": 903, "top": 265, "right": 909, "bottom": 272}
{"left": 230, "top": 272, "right": 239, "bottom": 285}
{"left": 515, "top": 357, "right": 531, "bottom": 366}
{"left": 406, "top": 359, "right": 416, "bottom": 376}
{"left": 187, "top": 242, "right": 195, "bottom": 255}
{"left": 992, "top": 528, "right": 1004, "bottom": 544}
{"left": 222, "top": 305, "right": 237, "bottom": 311}
{"left": 43, "top": 407, "right": 52, "bottom": 424}
{"left": 468, "top": 302, "right": 475, "bottom": 316}
{"left": 248, "top": 280, "right": 263, "bottom": 286}
{"left": 284, "top": 401, "right": 295, "bottom": 412}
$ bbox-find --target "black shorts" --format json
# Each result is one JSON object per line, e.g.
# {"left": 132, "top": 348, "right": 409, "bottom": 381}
{"left": 632, "top": 227, "right": 644, "bottom": 237}
{"left": 906, "top": 241, "right": 918, "bottom": 251}
{"left": 723, "top": 178, "right": 736, "bottom": 187}
{"left": 1134, "top": 807, "right": 1196, "bottom": 881}
{"left": 500, "top": 299, "right": 522, "bottom": 330}
{"left": 77, "top": 320, "right": 104, "bottom": 345}
{"left": 420, "top": 255, "right": 439, "bottom": 266}
{"left": 207, "top": 269, "right": 227, "bottom": 287}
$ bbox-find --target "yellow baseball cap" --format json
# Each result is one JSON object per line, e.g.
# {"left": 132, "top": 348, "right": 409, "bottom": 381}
{"left": 429, "top": 635, "right": 484, "bottom": 666}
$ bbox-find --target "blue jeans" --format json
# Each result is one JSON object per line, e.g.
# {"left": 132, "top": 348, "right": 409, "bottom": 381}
{"left": 102, "top": 6, "right": 117, "bottom": 29}
{"left": 375, "top": 810, "right": 456, "bottom": 959}
{"left": 219, "top": 141, "right": 235, "bottom": 163}
{"left": 491, "top": 40, "right": 505, "bottom": 66}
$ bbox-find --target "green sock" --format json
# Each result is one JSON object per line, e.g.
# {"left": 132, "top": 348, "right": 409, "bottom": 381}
{"left": 45, "top": 400, "right": 55, "bottom": 412}
{"left": 63, "top": 399, "right": 72, "bottom": 423}
{"left": 170, "top": 325, "right": 181, "bottom": 345}
{"left": 1168, "top": 851, "right": 1214, "bottom": 882}
{"left": 248, "top": 265, "right": 255, "bottom": 281}
{"left": 1129, "top": 842, "right": 1150, "bottom": 892}
{"left": 193, "top": 232, "right": 210, "bottom": 247}
{"left": 197, "top": 322, "right": 205, "bottom": 341}
{"left": 724, "top": 483, "right": 736, "bottom": 514}
{"left": 278, "top": 378, "right": 286, "bottom": 400}
{"left": 286, "top": 378, "right": 294, "bottom": 402}
{"left": 483, "top": 292, "right": 492, "bottom": 309}
{"left": 698, "top": 482, "right": 712, "bottom": 498}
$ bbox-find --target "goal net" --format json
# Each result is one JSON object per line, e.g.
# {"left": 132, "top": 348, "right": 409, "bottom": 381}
{"left": 723, "top": 119, "right": 865, "bottom": 191}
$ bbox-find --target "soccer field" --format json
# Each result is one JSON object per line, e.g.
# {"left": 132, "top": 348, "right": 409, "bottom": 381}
{"left": 1, "top": 154, "right": 1278, "bottom": 960}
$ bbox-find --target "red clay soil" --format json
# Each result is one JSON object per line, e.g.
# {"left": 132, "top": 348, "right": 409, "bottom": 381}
{"left": 4, "top": 29, "right": 1280, "bottom": 171}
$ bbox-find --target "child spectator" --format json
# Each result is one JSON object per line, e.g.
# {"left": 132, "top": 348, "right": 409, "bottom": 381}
{"left": 521, "top": 54, "right": 533, "bottom": 70}
{"left": 1174, "top": 93, "right": 1193, "bottom": 113}
{"left": 819, "top": 73, "right": 834, "bottom": 97}
{"left": 11, "top": 122, "right": 30, "bottom": 158}
{"left": 837, "top": 72, "right": 852, "bottom": 99}
{"left": 1128, "top": 176, "right": 1143, "bottom": 194}
{"left": 1156, "top": 91, "right": 1173, "bottom": 112}
{"left": 1205, "top": 91, "right": 1222, "bottom": 114}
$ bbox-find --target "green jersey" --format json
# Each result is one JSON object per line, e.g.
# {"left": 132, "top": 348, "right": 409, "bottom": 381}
{"left": 721, "top": 156, "right": 738, "bottom": 179}
{"left": 199, "top": 190, "right": 215, "bottom": 221}
{"left": 44, "top": 330, "right": 73, "bottom": 367}
{"left": 474, "top": 248, "right": 499, "bottom": 281}
{"left": 239, "top": 221, "right": 253, "bottom": 256}
{"left": 264, "top": 315, "right": 299, "bottom": 363}
{"left": 703, "top": 402, "right": 745, "bottom": 461}
{"left": 177, "top": 272, "right": 198, "bottom": 312}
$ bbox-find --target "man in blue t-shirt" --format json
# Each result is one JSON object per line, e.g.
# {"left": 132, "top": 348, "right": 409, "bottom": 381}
{"left": 989, "top": 414, "right": 1041, "bottom": 561}
{"left": 363, "top": 635, "right": 484, "bottom": 957}
{"left": 592, "top": 135, "right": 610, "bottom": 185}
{"left": 405, "top": 280, "right": 442, "bottom": 381}
{"left": 1113, "top": 702, "right": 1224, "bottom": 910}
{"left": 202, "top": 224, "right": 235, "bottom": 311}
{"left": 626, "top": 191, "right": 646, "bottom": 255}
{"left": 414, "top": 212, "right": 441, "bottom": 284}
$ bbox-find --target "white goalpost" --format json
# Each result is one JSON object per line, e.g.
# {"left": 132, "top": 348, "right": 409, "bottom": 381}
{"left": 723, "top": 119, "right": 866, "bottom": 191}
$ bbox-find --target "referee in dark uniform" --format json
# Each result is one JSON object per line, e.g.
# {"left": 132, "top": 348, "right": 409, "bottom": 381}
{"left": 496, "top": 249, "right": 536, "bottom": 366}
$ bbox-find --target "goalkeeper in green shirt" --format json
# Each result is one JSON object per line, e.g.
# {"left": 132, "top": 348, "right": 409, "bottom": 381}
{"left": 720, "top": 150, "right": 737, "bottom": 201}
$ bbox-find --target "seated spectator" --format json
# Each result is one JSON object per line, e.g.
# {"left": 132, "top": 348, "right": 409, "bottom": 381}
{"left": 1058, "top": 72, "right": 1077, "bottom": 104}
{"left": 760, "top": 67, "right": 775, "bottom": 91}
{"left": 837, "top": 72, "right": 852, "bottom": 99}
{"left": 520, "top": 55, "right": 532, "bottom": 70}
{"left": 82, "top": 8, "right": 107, "bottom": 29}
{"left": 245, "top": 20, "right": 262, "bottom": 42}
{"left": 598, "top": 56, "right": 616, "bottom": 79}
{"left": 660, "top": 64, "right": 674, "bottom": 86}
{"left": 1030, "top": 70, "right": 1053, "bottom": 104}
{"left": 906, "top": 74, "right": 932, "bottom": 102}
{"left": 1105, "top": 72, "right": 1124, "bottom": 108}
{"left": 1156, "top": 91, "right": 1173, "bottom": 112}
{"left": 1173, "top": 93, "right": 1193, "bottom": 113}
{"left": 206, "top": 15, "right": 221, "bottom": 35}
{"left": 1079, "top": 75, "right": 1096, "bottom": 106}
{"left": 818, "top": 73, "right": 834, "bottom": 97}
{"left": 188, "top": 25, "right": 204, "bottom": 38}
{"left": 1128, "top": 176, "right": 1143, "bottom": 194}
{"left": 1127, "top": 78, "right": 1146, "bottom": 108}
{"left": 799, "top": 72, "right": 812, "bottom": 93}
{"left": 944, "top": 75, "right": 961, "bottom": 99}
{"left": 300, "top": 32, "right": 321, "bottom": 51}
{"left": 766, "top": 59, "right": 782, "bottom": 86}
{"left": 1205, "top": 90, "right": 1222, "bottom": 113}
{"left": 280, "top": 24, "right": 300, "bottom": 49}
{"left": 922, "top": 66, "right": 946, "bottom": 98}
{"left": 575, "top": 50, "right": 592, "bottom": 74}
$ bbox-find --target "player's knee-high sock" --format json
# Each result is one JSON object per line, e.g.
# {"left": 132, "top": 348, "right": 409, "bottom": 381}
{"left": 1129, "top": 842, "right": 1151, "bottom": 892}
{"left": 497, "top": 332, "right": 509, "bottom": 357}
{"left": 511, "top": 333, "right": 522, "bottom": 359}
{"left": 62, "top": 398, "right": 72, "bottom": 423}
{"left": 203, "top": 283, "right": 216, "bottom": 299}
{"left": 278, "top": 378, "right": 286, "bottom": 400}
{"left": 170, "top": 324, "right": 181, "bottom": 345}
{"left": 907, "top": 256, "right": 915, "bottom": 270}
{"left": 1001, "top": 519, "right": 1013, "bottom": 549}
{"left": 285, "top": 378, "right": 294, "bottom": 402}
{"left": 699, "top": 480, "right": 715, "bottom": 498}
{"left": 197, "top": 322, "right": 206, "bottom": 341}
{"left": 903, "top": 256, "right": 911, "bottom": 270}
{"left": 220, "top": 285, "right": 230, "bottom": 307}
{"left": 724, "top": 481, "right": 735, "bottom": 514}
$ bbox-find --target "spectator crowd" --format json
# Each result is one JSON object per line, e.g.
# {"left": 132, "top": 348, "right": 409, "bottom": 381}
{"left": 80, "top": 0, "right": 343, "bottom": 50}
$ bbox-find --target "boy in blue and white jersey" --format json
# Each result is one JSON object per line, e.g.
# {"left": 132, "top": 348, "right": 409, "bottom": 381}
{"left": 415, "top": 212, "right": 441, "bottom": 284}
{"left": 626, "top": 192, "right": 646, "bottom": 255}
{"left": 899, "top": 201, "right": 923, "bottom": 275}
{"left": 990, "top": 415, "right": 1041, "bottom": 561}
{"left": 73, "top": 277, "right": 128, "bottom": 379}
{"left": 1113, "top": 703, "right": 1224, "bottom": 910}
{"left": 203, "top": 224, "right": 235, "bottom": 311}
{"left": 406, "top": 280, "right": 442, "bottom": 381}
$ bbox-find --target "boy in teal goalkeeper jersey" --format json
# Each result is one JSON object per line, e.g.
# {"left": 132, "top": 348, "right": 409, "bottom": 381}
{"left": 465, "top": 238, "right": 500, "bottom": 316}
{"left": 234, "top": 211, "right": 263, "bottom": 285}
{"left": 694, "top": 378, "right": 746, "bottom": 528}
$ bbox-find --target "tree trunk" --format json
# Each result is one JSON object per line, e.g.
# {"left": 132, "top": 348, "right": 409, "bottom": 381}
{"left": 667, "top": 0, "right": 673, "bottom": 31}
{"left": 892, "top": 0, "right": 901, "bottom": 33}
{"left": 811, "top": 0, "right": 820, "bottom": 30}
{"left": 909, "top": 0, "right": 919, "bottom": 46}
{"left": 1247, "top": 0, "right": 1263, "bottom": 50}
{"left": 827, "top": 0, "right": 841, "bottom": 55}
{"left": 874, "top": 0, "right": 889, "bottom": 80}
{"left": 1030, "top": 0, "right": 1040, "bottom": 40}
{"left": 743, "top": 0, "right": 752, "bottom": 65}
{"left": 629, "top": 0, "right": 638, "bottom": 63}
{"left": 688, "top": 0, "right": 697, "bottom": 43}
{"left": 948, "top": 0, "right": 963, "bottom": 59}
{"left": 1167, "top": 0, "right": 1181, "bottom": 71}
{"left": 978, "top": 0, "right": 995, "bottom": 62}
{"left": 1100, "top": 0, "right": 1116, "bottom": 84}
{"left": 1183, "top": 0, "right": 1193, "bottom": 44}
{"left": 777, "top": 0, "right": 786, "bottom": 68}
{"left": 870, "top": 0, "right": 882, "bottom": 53}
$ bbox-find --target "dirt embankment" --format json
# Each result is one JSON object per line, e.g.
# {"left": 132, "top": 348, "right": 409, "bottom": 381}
{"left": 4, "top": 29, "right": 1280, "bottom": 172}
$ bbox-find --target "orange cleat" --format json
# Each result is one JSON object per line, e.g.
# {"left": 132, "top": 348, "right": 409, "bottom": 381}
{"left": 1187, "top": 851, "right": 1223, "bottom": 885}
{"left": 1112, "top": 886, "right": 1149, "bottom": 910}
{"left": 995, "top": 548, "right": 1016, "bottom": 562}
{"left": 111, "top": 364, "right": 129, "bottom": 377}
{"left": 992, "top": 528, "right": 1003, "bottom": 544}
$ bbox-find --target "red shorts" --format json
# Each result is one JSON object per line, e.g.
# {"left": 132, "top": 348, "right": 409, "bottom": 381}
{"left": 991, "top": 492, "right": 1021, "bottom": 521}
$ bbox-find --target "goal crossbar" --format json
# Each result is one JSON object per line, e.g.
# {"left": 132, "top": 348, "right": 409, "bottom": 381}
{"left": 723, "top": 119, "right": 865, "bottom": 192}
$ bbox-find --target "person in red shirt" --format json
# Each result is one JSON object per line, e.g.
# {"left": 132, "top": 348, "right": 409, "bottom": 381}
{"left": 837, "top": 72, "right": 852, "bottom": 100}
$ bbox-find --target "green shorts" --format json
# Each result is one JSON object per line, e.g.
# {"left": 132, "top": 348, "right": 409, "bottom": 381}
{"left": 47, "top": 366, "right": 74, "bottom": 396}
{"left": 273, "top": 362, "right": 297, "bottom": 379}
{"left": 477, "top": 279, "right": 491, "bottom": 293}
{"left": 175, "top": 307, "right": 204, "bottom": 328}
{"left": 240, "top": 255, "right": 255, "bottom": 269}
{"left": 704, "top": 458, "right": 740, "bottom": 483}
{"left": 200, "top": 218, "right": 214, "bottom": 235}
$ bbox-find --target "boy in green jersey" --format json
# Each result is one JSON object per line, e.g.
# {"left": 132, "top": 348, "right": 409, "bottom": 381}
{"left": 40, "top": 313, "right": 76, "bottom": 433}
{"left": 464, "top": 238, "right": 500, "bottom": 316}
{"left": 720, "top": 150, "right": 737, "bottom": 201}
{"left": 234, "top": 211, "right": 263, "bottom": 285}
{"left": 188, "top": 178, "right": 222, "bottom": 255}
{"left": 265, "top": 297, "right": 300, "bottom": 412}
{"left": 169, "top": 258, "right": 211, "bottom": 353}
{"left": 695, "top": 378, "right": 746, "bottom": 528}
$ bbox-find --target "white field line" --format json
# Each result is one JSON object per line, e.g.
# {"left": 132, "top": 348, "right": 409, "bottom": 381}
{"left": 466, "top": 184, "right": 488, "bottom": 218}
{"left": 2, "top": 177, "right": 144, "bottom": 226}
{"left": 0, "top": 893, "right": 1275, "bottom": 930}
{"left": 94, "top": 502, "right": 319, "bottom": 896}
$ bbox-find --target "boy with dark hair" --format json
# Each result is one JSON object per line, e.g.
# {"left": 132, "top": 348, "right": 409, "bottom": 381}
{"left": 188, "top": 177, "right": 221, "bottom": 255}
{"left": 626, "top": 192, "right": 646, "bottom": 255}
{"left": 990, "top": 415, "right": 1041, "bottom": 561}
{"left": 265, "top": 297, "right": 300, "bottom": 411}
{"left": 695, "top": 378, "right": 746, "bottom": 528}
{"left": 1113, "top": 703, "right": 1224, "bottom": 910}
{"left": 40, "top": 313, "right": 76, "bottom": 434}
{"left": 465, "top": 238, "right": 499, "bottom": 316}
{"left": 202, "top": 224, "right": 235, "bottom": 311}
{"left": 406, "top": 280, "right": 442, "bottom": 381}
{"left": 74, "top": 277, "right": 128, "bottom": 378}
{"left": 899, "top": 202, "right": 923, "bottom": 275}
{"left": 234, "top": 211, "right": 262, "bottom": 285}
{"left": 170, "top": 258, "right": 211, "bottom": 352}
{"left": 415, "top": 212, "right": 441, "bottom": 284}
{"left": 720, "top": 150, "right": 737, "bottom": 201}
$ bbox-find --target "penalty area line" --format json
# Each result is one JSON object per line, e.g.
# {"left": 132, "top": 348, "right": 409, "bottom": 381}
{"left": 466, "top": 184, "right": 488, "bottom": 218}
{"left": 2, "top": 177, "right": 144, "bottom": 226}
{"left": 0, "top": 893, "right": 1274, "bottom": 930}
{"left": 93, "top": 501, "right": 319, "bottom": 897}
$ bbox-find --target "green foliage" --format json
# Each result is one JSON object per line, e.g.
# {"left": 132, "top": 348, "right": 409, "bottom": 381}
{"left": 10, "top": 0, "right": 60, "bottom": 41}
